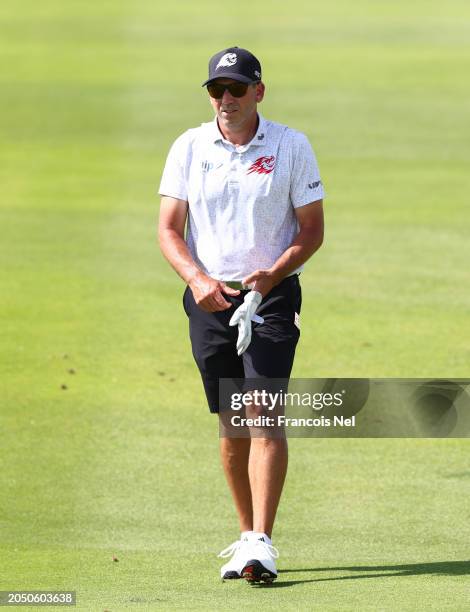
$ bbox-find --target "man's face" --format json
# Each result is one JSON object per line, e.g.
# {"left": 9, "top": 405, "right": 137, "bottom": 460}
{"left": 208, "top": 78, "right": 265, "bottom": 130}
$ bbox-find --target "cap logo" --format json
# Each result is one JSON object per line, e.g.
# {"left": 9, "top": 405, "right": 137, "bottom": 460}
{"left": 216, "top": 53, "right": 237, "bottom": 69}
{"left": 254, "top": 70, "right": 261, "bottom": 78}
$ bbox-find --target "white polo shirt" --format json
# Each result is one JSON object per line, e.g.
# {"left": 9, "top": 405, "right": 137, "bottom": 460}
{"left": 159, "top": 114, "right": 324, "bottom": 281}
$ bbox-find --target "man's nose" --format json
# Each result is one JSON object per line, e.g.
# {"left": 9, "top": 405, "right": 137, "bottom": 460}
{"left": 221, "top": 88, "right": 235, "bottom": 103}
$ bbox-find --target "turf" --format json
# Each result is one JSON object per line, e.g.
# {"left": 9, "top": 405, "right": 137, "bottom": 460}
{"left": 1, "top": 0, "right": 469, "bottom": 610}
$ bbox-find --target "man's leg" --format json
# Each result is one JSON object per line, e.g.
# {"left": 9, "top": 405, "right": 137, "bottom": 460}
{"left": 249, "top": 436, "right": 288, "bottom": 537}
{"left": 183, "top": 288, "right": 255, "bottom": 578}
{"left": 220, "top": 437, "right": 253, "bottom": 532}
{"left": 241, "top": 276, "right": 301, "bottom": 539}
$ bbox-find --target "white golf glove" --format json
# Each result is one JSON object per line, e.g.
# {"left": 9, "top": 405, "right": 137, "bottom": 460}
{"left": 229, "top": 290, "right": 264, "bottom": 356}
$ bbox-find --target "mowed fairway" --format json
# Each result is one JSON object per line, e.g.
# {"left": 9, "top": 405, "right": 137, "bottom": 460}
{"left": 1, "top": 1, "right": 470, "bottom": 610}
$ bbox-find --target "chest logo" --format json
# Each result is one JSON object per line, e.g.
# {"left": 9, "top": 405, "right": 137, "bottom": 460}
{"left": 247, "top": 155, "right": 276, "bottom": 175}
{"left": 201, "top": 160, "right": 213, "bottom": 172}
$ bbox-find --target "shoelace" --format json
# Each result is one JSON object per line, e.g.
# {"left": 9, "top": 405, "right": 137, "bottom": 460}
{"left": 253, "top": 540, "right": 279, "bottom": 559}
{"left": 218, "top": 538, "right": 280, "bottom": 559}
{"left": 218, "top": 540, "right": 243, "bottom": 559}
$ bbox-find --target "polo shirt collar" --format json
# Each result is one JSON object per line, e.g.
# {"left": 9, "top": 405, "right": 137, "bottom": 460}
{"left": 209, "top": 113, "right": 267, "bottom": 148}
{"left": 251, "top": 114, "right": 268, "bottom": 146}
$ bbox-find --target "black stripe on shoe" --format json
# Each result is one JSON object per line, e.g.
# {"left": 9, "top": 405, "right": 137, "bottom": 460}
{"left": 222, "top": 570, "right": 241, "bottom": 580}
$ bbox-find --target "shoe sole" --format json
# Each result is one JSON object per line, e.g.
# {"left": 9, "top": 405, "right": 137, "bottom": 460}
{"left": 241, "top": 560, "right": 277, "bottom": 584}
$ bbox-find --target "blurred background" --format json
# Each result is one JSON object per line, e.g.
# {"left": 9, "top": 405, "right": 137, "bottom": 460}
{"left": 1, "top": 1, "right": 469, "bottom": 609}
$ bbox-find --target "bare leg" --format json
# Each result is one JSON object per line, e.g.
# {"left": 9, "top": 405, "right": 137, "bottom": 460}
{"left": 249, "top": 437, "right": 288, "bottom": 538}
{"left": 220, "top": 437, "right": 253, "bottom": 532}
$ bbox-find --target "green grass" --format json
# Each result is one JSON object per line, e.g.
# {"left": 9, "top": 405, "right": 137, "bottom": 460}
{"left": 1, "top": 0, "right": 469, "bottom": 609}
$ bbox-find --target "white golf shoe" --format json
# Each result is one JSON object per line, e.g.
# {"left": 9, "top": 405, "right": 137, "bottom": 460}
{"left": 241, "top": 534, "right": 279, "bottom": 584}
{"left": 218, "top": 535, "right": 251, "bottom": 580}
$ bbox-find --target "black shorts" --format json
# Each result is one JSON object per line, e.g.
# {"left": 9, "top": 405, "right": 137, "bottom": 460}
{"left": 182, "top": 275, "right": 302, "bottom": 413}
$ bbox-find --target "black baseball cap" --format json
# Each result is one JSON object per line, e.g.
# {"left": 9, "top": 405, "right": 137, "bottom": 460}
{"left": 202, "top": 47, "right": 262, "bottom": 86}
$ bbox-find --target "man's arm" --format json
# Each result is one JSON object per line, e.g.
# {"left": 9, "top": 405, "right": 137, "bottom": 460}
{"left": 243, "top": 200, "right": 324, "bottom": 296}
{"left": 158, "top": 196, "right": 240, "bottom": 311}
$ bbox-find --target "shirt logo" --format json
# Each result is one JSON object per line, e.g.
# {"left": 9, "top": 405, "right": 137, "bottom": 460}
{"left": 201, "top": 160, "right": 213, "bottom": 172}
{"left": 216, "top": 53, "right": 237, "bottom": 69}
{"left": 308, "top": 180, "right": 322, "bottom": 189}
{"left": 247, "top": 155, "right": 276, "bottom": 175}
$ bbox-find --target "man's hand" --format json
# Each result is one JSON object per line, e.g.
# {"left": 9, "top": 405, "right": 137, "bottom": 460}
{"left": 189, "top": 271, "right": 240, "bottom": 312}
{"left": 242, "top": 269, "right": 280, "bottom": 297}
{"left": 229, "top": 290, "right": 263, "bottom": 356}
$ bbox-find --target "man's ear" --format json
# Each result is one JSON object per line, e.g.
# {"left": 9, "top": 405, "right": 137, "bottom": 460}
{"left": 256, "top": 82, "right": 265, "bottom": 103}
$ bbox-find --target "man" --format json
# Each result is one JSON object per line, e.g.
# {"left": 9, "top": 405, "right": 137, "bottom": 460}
{"left": 158, "top": 46, "right": 324, "bottom": 584}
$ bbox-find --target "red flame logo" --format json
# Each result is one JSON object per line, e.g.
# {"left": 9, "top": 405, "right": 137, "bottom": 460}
{"left": 247, "top": 155, "right": 276, "bottom": 175}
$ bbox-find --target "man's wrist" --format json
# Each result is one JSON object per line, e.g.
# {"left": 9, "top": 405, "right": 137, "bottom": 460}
{"left": 187, "top": 268, "right": 207, "bottom": 287}
{"left": 268, "top": 267, "right": 285, "bottom": 287}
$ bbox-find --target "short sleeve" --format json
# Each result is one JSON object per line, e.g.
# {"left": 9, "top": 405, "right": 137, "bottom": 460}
{"left": 158, "top": 133, "right": 190, "bottom": 201}
{"left": 289, "top": 133, "right": 325, "bottom": 208}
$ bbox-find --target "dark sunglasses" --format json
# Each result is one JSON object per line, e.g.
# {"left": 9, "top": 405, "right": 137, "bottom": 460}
{"left": 207, "top": 81, "right": 256, "bottom": 99}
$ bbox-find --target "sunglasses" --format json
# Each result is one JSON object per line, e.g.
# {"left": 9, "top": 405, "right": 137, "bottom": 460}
{"left": 207, "top": 81, "right": 256, "bottom": 99}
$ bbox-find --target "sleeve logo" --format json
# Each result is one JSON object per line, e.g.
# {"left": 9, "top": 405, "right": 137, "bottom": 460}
{"left": 247, "top": 155, "right": 276, "bottom": 175}
{"left": 308, "top": 180, "right": 322, "bottom": 189}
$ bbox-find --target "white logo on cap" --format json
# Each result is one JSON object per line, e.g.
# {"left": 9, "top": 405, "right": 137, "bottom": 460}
{"left": 216, "top": 53, "right": 237, "bottom": 69}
